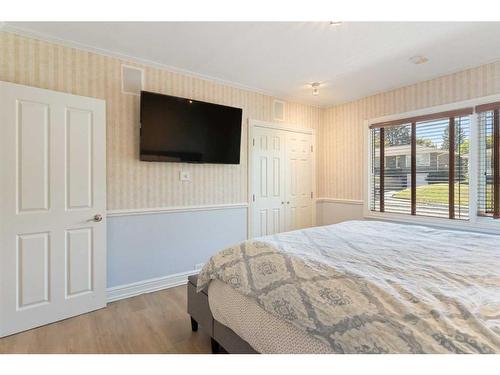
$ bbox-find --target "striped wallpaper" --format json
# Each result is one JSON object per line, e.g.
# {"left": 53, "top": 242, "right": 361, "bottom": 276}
{"left": 318, "top": 60, "right": 500, "bottom": 201}
{"left": 3, "top": 31, "right": 500, "bottom": 208}
{"left": 0, "top": 31, "right": 322, "bottom": 210}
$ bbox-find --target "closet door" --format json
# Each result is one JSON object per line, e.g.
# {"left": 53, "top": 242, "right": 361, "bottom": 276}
{"left": 285, "top": 131, "right": 313, "bottom": 231}
{"left": 251, "top": 126, "right": 286, "bottom": 237}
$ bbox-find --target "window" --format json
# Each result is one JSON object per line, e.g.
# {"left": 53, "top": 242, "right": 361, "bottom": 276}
{"left": 370, "top": 108, "right": 472, "bottom": 220}
{"left": 406, "top": 153, "right": 430, "bottom": 168}
{"left": 477, "top": 102, "right": 500, "bottom": 219}
{"left": 396, "top": 155, "right": 405, "bottom": 169}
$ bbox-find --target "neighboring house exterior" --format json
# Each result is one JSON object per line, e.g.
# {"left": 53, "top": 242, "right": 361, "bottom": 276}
{"left": 374, "top": 145, "right": 468, "bottom": 191}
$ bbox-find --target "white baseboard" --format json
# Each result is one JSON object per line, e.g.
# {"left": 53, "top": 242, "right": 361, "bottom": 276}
{"left": 106, "top": 269, "right": 200, "bottom": 303}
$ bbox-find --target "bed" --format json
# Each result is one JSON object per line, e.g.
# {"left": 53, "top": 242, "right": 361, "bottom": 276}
{"left": 190, "top": 220, "right": 500, "bottom": 354}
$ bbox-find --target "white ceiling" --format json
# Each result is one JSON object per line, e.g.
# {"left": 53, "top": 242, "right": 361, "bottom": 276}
{"left": 4, "top": 22, "right": 500, "bottom": 107}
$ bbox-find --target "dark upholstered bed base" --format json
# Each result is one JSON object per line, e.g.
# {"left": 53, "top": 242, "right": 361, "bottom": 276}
{"left": 187, "top": 275, "right": 258, "bottom": 354}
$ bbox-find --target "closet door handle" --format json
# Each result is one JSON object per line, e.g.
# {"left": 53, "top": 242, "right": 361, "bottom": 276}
{"left": 287, "top": 201, "right": 290, "bottom": 204}
{"left": 281, "top": 201, "right": 284, "bottom": 205}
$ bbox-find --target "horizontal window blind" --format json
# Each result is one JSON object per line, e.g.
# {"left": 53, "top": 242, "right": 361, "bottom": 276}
{"left": 478, "top": 107, "right": 500, "bottom": 218}
{"left": 371, "top": 128, "right": 381, "bottom": 212}
{"left": 370, "top": 108, "right": 471, "bottom": 220}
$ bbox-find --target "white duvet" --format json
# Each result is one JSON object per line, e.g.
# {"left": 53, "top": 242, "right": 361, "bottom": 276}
{"left": 199, "top": 221, "right": 500, "bottom": 353}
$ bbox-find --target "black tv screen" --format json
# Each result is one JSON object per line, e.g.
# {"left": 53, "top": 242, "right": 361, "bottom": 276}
{"left": 140, "top": 91, "right": 243, "bottom": 164}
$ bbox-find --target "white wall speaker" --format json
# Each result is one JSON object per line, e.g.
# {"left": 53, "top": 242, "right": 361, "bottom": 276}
{"left": 121, "top": 65, "right": 144, "bottom": 95}
{"left": 273, "top": 100, "right": 285, "bottom": 122}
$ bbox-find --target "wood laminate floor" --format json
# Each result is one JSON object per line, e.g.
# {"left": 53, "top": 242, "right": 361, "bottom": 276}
{"left": 0, "top": 285, "right": 212, "bottom": 354}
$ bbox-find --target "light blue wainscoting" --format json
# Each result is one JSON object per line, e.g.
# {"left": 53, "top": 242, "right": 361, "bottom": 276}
{"left": 106, "top": 205, "right": 248, "bottom": 289}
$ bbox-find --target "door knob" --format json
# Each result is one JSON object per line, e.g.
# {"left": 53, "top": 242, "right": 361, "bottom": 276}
{"left": 287, "top": 201, "right": 290, "bottom": 204}
{"left": 93, "top": 214, "right": 103, "bottom": 222}
{"left": 281, "top": 201, "right": 284, "bottom": 205}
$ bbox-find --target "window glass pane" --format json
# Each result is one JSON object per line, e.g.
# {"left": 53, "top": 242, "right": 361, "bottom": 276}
{"left": 410, "top": 117, "right": 469, "bottom": 220}
{"left": 454, "top": 116, "right": 470, "bottom": 220}
{"left": 383, "top": 124, "right": 412, "bottom": 215}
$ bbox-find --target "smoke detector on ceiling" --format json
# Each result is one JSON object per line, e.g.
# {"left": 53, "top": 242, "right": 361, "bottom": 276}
{"left": 409, "top": 55, "right": 429, "bottom": 65}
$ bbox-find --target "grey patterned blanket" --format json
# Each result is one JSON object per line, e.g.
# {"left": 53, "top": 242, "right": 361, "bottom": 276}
{"left": 197, "top": 221, "right": 500, "bottom": 353}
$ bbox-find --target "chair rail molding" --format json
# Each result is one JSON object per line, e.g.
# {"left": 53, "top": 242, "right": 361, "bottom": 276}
{"left": 107, "top": 203, "right": 248, "bottom": 217}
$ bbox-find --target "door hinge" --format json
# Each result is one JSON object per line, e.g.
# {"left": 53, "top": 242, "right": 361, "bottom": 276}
{"left": 311, "top": 191, "right": 313, "bottom": 199}
{"left": 253, "top": 138, "right": 255, "bottom": 146}
{"left": 311, "top": 145, "right": 313, "bottom": 152}
{"left": 253, "top": 194, "right": 255, "bottom": 202}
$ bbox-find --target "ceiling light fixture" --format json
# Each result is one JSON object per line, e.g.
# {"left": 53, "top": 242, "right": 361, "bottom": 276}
{"left": 311, "top": 82, "right": 320, "bottom": 96}
{"left": 329, "top": 21, "right": 343, "bottom": 26}
{"left": 409, "top": 55, "right": 429, "bottom": 65}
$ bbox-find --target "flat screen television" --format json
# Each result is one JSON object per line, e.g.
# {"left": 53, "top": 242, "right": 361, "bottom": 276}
{"left": 140, "top": 91, "right": 243, "bottom": 164}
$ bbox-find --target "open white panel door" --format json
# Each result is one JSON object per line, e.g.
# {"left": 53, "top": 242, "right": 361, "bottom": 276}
{"left": 285, "top": 132, "right": 313, "bottom": 231}
{"left": 251, "top": 126, "right": 286, "bottom": 237}
{"left": 0, "top": 81, "right": 106, "bottom": 337}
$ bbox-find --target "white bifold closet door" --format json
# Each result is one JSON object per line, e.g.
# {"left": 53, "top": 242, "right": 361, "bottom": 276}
{"left": 285, "top": 131, "right": 314, "bottom": 231}
{"left": 251, "top": 125, "right": 313, "bottom": 238}
{"left": 0, "top": 81, "right": 107, "bottom": 337}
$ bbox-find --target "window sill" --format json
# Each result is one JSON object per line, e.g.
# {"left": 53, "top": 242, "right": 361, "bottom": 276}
{"left": 364, "top": 210, "right": 500, "bottom": 235}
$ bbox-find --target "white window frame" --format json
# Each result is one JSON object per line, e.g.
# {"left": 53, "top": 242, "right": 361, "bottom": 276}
{"left": 363, "top": 93, "right": 500, "bottom": 234}
{"left": 405, "top": 155, "right": 411, "bottom": 169}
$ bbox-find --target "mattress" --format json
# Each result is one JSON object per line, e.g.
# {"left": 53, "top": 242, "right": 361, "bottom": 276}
{"left": 208, "top": 279, "right": 333, "bottom": 353}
